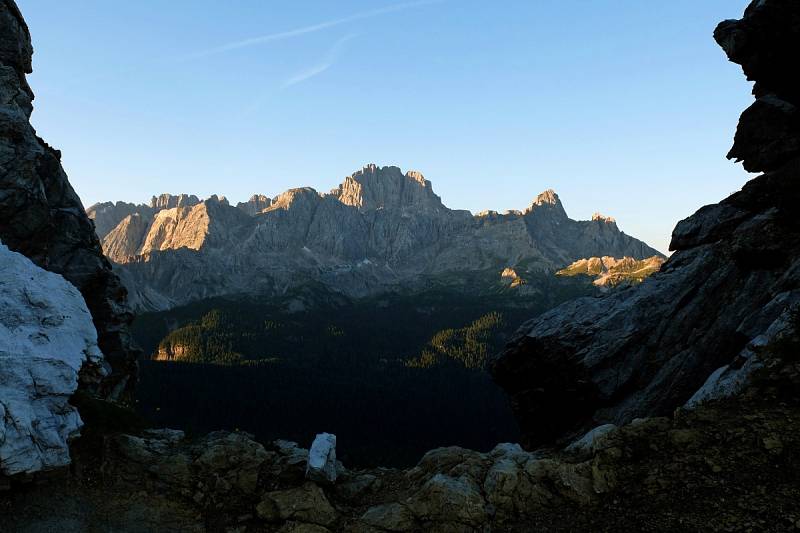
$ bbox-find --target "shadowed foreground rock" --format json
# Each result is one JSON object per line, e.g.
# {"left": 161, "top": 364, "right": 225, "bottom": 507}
{"left": 3, "top": 339, "right": 799, "bottom": 531}
{"left": 491, "top": 0, "right": 800, "bottom": 449}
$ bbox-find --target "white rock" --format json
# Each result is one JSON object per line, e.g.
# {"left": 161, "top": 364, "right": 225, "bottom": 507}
{"left": 306, "top": 432, "right": 337, "bottom": 484}
{"left": 0, "top": 241, "right": 105, "bottom": 476}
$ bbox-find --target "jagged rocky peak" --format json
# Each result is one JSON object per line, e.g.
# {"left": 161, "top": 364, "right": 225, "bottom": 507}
{"left": 236, "top": 194, "right": 272, "bottom": 215}
{"left": 491, "top": 0, "right": 800, "bottom": 449}
{"left": 592, "top": 212, "right": 616, "bottom": 224}
{"left": 86, "top": 200, "right": 149, "bottom": 240}
{"left": 524, "top": 189, "right": 567, "bottom": 218}
{"left": 149, "top": 193, "right": 201, "bottom": 210}
{"left": 205, "top": 194, "right": 228, "bottom": 206}
{"left": 0, "top": 0, "right": 138, "bottom": 400}
{"left": 269, "top": 186, "right": 321, "bottom": 211}
{"left": 330, "top": 163, "right": 444, "bottom": 211}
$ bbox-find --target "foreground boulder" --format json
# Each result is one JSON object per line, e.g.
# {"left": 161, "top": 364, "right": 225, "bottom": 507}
{"left": 306, "top": 432, "right": 338, "bottom": 484}
{"left": 491, "top": 0, "right": 800, "bottom": 448}
{"left": 0, "top": 242, "right": 105, "bottom": 476}
{"left": 0, "top": 0, "right": 138, "bottom": 400}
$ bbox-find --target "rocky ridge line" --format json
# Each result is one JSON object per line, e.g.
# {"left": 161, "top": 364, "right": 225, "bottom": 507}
{"left": 89, "top": 165, "right": 662, "bottom": 312}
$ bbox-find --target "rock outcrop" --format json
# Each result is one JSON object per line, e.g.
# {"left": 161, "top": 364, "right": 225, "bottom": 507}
{"left": 0, "top": 0, "right": 138, "bottom": 400}
{"left": 715, "top": 0, "right": 800, "bottom": 172}
{"left": 491, "top": 0, "right": 800, "bottom": 448}
{"left": 235, "top": 194, "right": 272, "bottom": 216}
{"left": 556, "top": 255, "right": 664, "bottom": 287}
{"left": 91, "top": 165, "right": 662, "bottom": 311}
{"left": 306, "top": 433, "right": 338, "bottom": 485}
{"left": 0, "top": 242, "right": 105, "bottom": 476}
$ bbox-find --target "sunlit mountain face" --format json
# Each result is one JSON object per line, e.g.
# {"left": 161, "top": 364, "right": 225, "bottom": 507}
{"left": 87, "top": 164, "right": 662, "bottom": 312}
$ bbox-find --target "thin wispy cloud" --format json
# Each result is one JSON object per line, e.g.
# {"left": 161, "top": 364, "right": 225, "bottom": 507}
{"left": 282, "top": 34, "right": 357, "bottom": 88}
{"left": 57, "top": 0, "right": 441, "bottom": 90}
{"left": 182, "top": 0, "right": 442, "bottom": 60}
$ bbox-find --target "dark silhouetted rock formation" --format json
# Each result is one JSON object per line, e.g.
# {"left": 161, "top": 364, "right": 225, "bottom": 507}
{"left": 0, "top": 0, "right": 138, "bottom": 400}
{"left": 491, "top": 0, "right": 800, "bottom": 449}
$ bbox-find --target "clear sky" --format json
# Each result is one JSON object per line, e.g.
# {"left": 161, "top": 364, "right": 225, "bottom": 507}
{"left": 19, "top": 0, "right": 753, "bottom": 254}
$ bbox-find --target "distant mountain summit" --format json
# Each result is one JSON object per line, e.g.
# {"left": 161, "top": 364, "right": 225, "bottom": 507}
{"left": 87, "top": 164, "right": 662, "bottom": 310}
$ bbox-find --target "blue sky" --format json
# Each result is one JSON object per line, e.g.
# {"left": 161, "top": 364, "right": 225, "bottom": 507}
{"left": 19, "top": 0, "right": 753, "bottom": 253}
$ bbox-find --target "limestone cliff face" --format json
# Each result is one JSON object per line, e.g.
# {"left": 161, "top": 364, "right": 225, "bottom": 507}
{"left": 93, "top": 165, "right": 662, "bottom": 311}
{"left": 329, "top": 163, "right": 445, "bottom": 212}
{"left": 0, "top": 0, "right": 138, "bottom": 399}
{"left": 491, "top": 0, "right": 800, "bottom": 448}
{"left": 85, "top": 194, "right": 202, "bottom": 242}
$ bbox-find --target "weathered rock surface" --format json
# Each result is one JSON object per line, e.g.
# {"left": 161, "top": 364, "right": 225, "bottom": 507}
{"left": 235, "top": 193, "right": 272, "bottom": 216}
{"left": 0, "top": 242, "right": 105, "bottom": 476}
{"left": 306, "top": 433, "right": 338, "bottom": 484}
{"left": 0, "top": 0, "right": 138, "bottom": 399}
{"left": 86, "top": 201, "right": 150, "bottom": 241}
{"left": 492, "top": 0, "right": 800, "bottom": 448}
{"left": 86, "top": 194, "right": 204, "bottom": 242}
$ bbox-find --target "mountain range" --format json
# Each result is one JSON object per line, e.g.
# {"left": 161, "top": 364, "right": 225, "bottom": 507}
{"left": 88, "top": 164, "right": 662, "bottom": 311}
